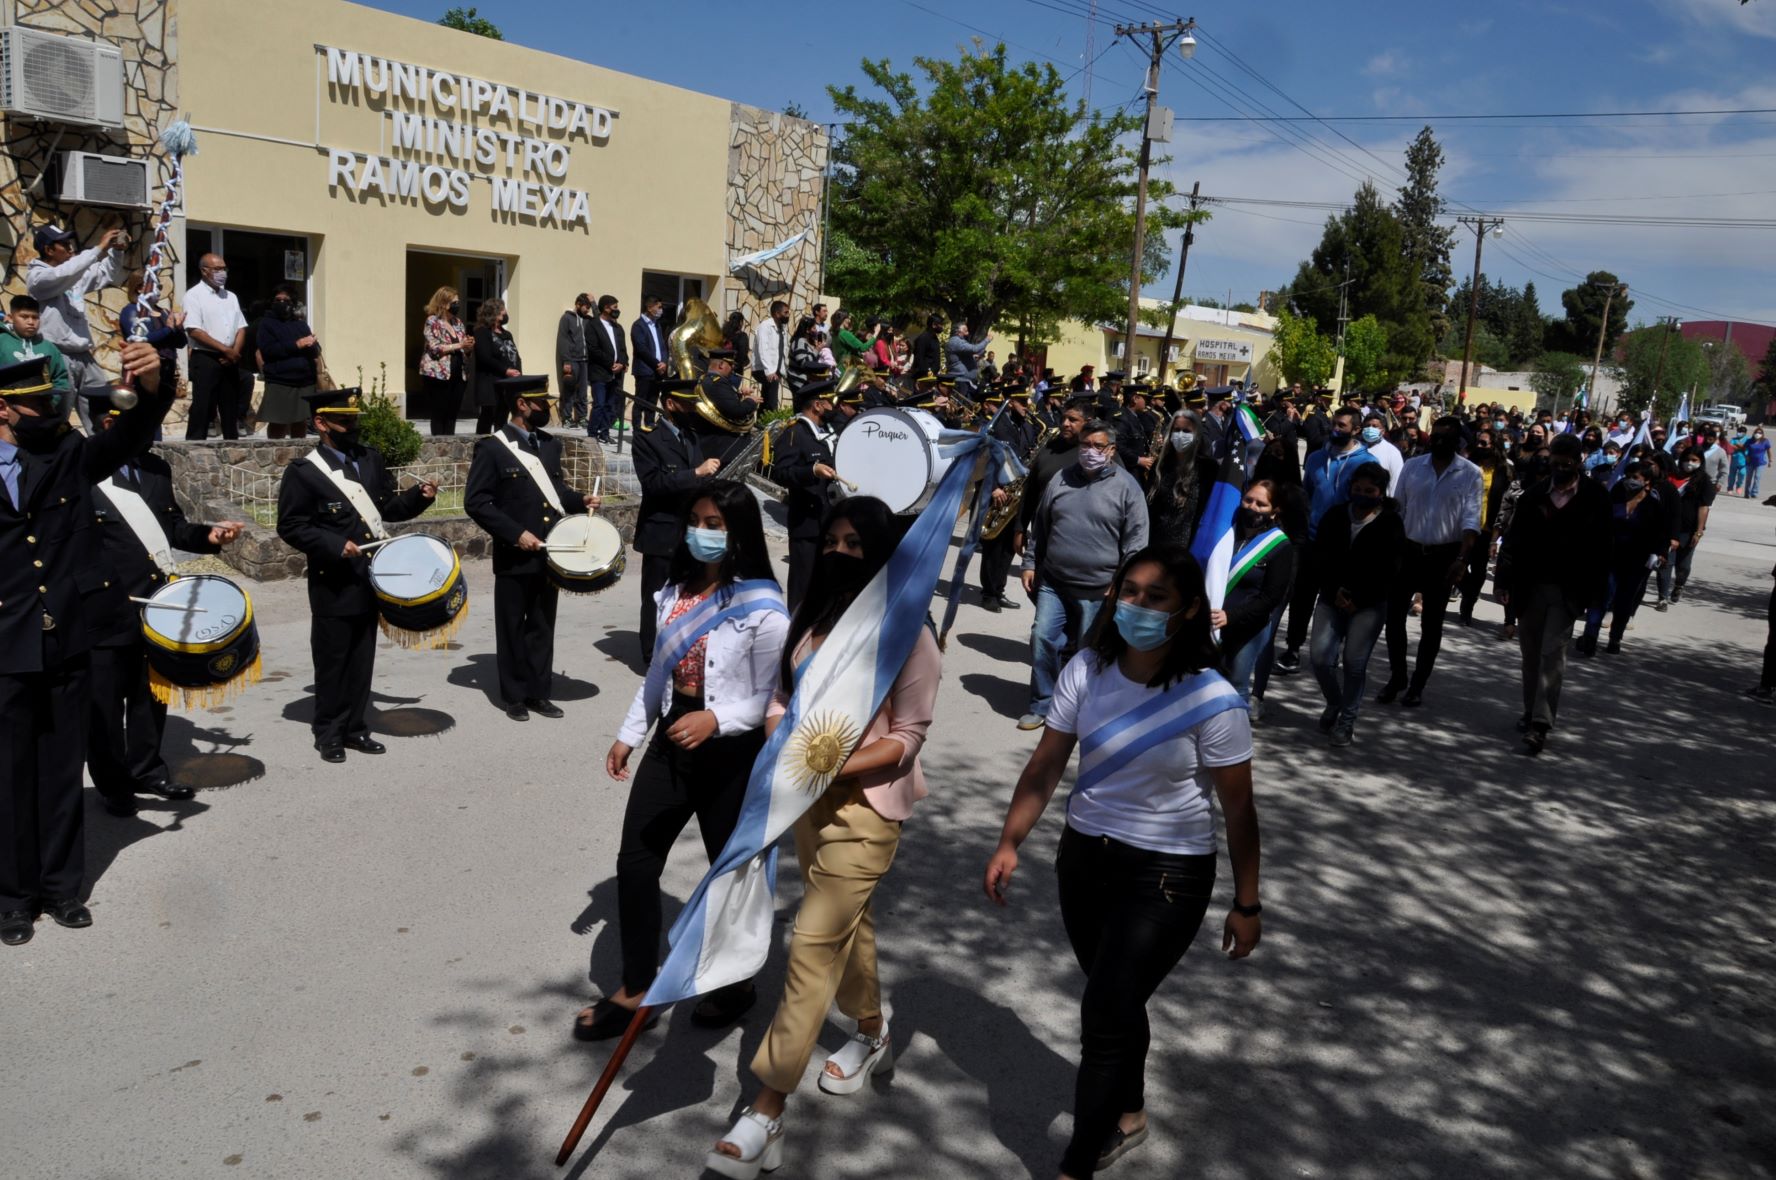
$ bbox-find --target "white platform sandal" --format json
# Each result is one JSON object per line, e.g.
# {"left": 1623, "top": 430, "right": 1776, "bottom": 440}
{"left": 817, "top": 1021, "right": 893, "bottom": 1095}
{"left": 705, "top": 1107, "right": 784, "bottom": 1179}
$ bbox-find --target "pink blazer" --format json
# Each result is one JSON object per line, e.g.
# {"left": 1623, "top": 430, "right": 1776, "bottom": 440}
{"left": 768, "top": 628, "right": 941, "bottom": 822}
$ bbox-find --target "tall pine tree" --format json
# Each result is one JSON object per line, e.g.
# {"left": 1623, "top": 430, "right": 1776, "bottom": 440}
{"left": 1395, "top": 127, "right": 1456, "bottom": 343}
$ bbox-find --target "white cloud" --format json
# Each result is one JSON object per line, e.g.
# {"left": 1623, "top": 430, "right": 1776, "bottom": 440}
{"left": 1658, "top": 0, "right": 1776, "bottom": 39}
{"left": 1362, "top": 51, "right": 1400, "bottom": 78}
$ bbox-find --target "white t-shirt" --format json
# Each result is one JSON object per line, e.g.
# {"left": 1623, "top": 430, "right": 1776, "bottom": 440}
{"left": 1047, "top": 651, "right": 1253, "bottom": 854}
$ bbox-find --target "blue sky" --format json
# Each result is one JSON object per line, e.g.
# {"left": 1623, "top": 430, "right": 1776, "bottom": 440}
{"left": 371, "top": 0, "right": 1776, "bottom": 326}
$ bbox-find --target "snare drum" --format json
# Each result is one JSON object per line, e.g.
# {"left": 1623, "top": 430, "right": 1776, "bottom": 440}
{"left": 140, "top": 575, "right": 262, "bottom": 708}
{"left": 369, "top": 534, "right": 469, "bottom": 648}
{"left": 833, "top": 407, "right": 954, "bottom": 514}
{"left": 545, "top": 514, "right": 625, "bottom": 595}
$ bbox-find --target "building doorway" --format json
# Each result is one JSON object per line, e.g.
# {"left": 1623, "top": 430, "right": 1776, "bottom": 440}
{"left": 641, "top": 270, "right": 707, "bottom": 333}
{"left": 186, "top": 225, "right": 312, "bottom": 329}
{"left": 405, "top": 250, "right": 505, "bottom": 421}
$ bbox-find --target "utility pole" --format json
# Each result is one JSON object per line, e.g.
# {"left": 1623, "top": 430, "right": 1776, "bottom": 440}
{"left": 1652, "top": 315, "right": 1682, "bottom": 408}
{"left": 1335, "top": 257, "right": 1352, "bottom": 353}
{"left": 1587, "top": 281, "right": 1626, "bottom": 415}
{"left": 1155, "top": 180, "right": 1199, "bottom": 387}
{"left": 1456, "top": 215, "right": 1505, "bottom": 401}
{"left": 1114, "top": 17, "right": 1195, "bottom": 381}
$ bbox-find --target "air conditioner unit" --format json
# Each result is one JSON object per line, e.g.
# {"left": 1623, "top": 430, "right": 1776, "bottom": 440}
{"left": 57, "top": 150, "right": 150, "bottom": 209}
{"left": 0, "top": 26, "right": 124, "bottom": 128}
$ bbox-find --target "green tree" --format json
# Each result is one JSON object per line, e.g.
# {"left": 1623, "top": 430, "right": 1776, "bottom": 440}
{"left": 1341, "top": 314, "right": 1389, "bottom": 393}
{"left": 783, "top": 101, "right": 809, "bottom": 120}
{"left": 1755, "top": 335, "right": 1776, "bottom": 401}
{"left": 1437, "top": 320, "right": 1510, "bottom": 371}
{"left": 438, "top": 6, "right": 502, "bottom": 38}
{"left": 1701, "top": 339, "right": 1753, "bottom": 405}
{"left": 1531, "top": 350, "right": 1588, "bottom": 409}
{"left": 1510, "top": 281, "right": 1545, "bottom": 365}
{"left": 1270, "top": 309, "right": 1337, "bottom": 388}
{"left": 824, "top": 43, "right": 1185, "bottom": 336}
{"left": 1394, "top": 127, "right": 1456, "bottom": 341}
{"left": 1613, "top": 324, "right": 1707, "bottom": 418}
{"left": 1282, "top": 181, "right": 1434, "bottom": 385}
{"left": 1547, "top": 272, "right": 1631, "bottom": 356}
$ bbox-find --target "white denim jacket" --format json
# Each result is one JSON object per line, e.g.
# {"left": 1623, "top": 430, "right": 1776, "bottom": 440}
{"left": 616, "top": 582, "right": 789, "bottom": 747}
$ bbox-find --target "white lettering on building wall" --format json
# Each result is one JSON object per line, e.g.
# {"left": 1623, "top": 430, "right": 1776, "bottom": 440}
{"left": 321, "top": 46, "right": 613, "bottom": 230}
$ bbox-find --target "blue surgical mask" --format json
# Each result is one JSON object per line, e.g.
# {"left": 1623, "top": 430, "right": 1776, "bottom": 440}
{"left": 1361, "top": 426, "right": 1382, "bottom": 444}
{"left": 1114, "top": 601, "right": 1178, "bottom": 652}
{"left": 685, "top": 525, "right": 728, "bottom": 563}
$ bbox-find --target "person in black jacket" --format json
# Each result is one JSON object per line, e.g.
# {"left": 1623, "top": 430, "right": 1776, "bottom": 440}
{"left": 1308, "top": 462, "right": 1404, "bottom": 746}
{"left": 584, "top": 294, "right": 628, "bottom": 444}
{"left": 464, "top": 375, "right": 596, "bottom": 722}
{"left": 473, "top": 299, "right": 519, "bottom": 435}
{"left": 693, "top": 347, "right": 761, "bottom": 465}
{"left": 770, "top": 378, "right": 839, "bottom": 609}
{"left": 1654, "top": 441, "right": 1716, "bottom": 609}
{"left": 0, "top": 346, "right": 172, "bottom": 946}
{"left": 630, "top": 296, "right": 672, "bottom": 433}
{"left": 81, "top": 391, "right": 245, "bottom": 815}
{"left": 1496, "top": 433, "right": 1610, "bottom": 754}
{"left": 1113, "top": 384, "right": 1162, "bottom": 487}
{"left": 275, "top": 389, "right": 437, "bottom": 762}
{"left": 908, "top": 314, "right": 944, "bottom": 382}
{"left": 630, "top": 378, "right": 721, "bottom": 662}
{"left": 1211, "top": 478, "right": 1296, "bottom": 708}
{"left": 1457, "top": 430, "right": 1513, "bottom": 626}
{"left": 1577, "top": 459, "right": 1667, "bottom": 656}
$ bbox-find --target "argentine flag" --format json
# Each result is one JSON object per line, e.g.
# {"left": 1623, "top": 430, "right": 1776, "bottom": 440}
{"left": 1674, "top": 391, "right": 1691, "bottom": 425}
{"left": 644, "top": 433, "right": 990, "bottom": 1008}
{"left": 1608, "top": 418, "right": 1650, "bottom": 488}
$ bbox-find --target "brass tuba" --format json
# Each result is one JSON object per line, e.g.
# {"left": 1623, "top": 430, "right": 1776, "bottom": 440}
{"left": 669, "top": 297, "right": 756, "bottom": 434}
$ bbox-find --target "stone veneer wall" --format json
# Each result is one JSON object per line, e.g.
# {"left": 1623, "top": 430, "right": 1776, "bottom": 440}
{"left": 158, "top": 435, "right": 633, "bottom": 582}
{"left": 719, "top": 104, "right": 828, "bottom": 327}
{"left": 1, "top": 1, "right": 181, "bottom": 393}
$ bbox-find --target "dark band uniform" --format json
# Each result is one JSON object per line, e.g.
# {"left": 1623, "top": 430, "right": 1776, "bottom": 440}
{"left": 464, "top": 375, "right": 587, "bottom": 711}
{"left": 694, "top": 348, "right": 757, "bottom": 464}
{"left": 630, "top": 378, "right": 706, "bottom": 662}
{"left": 1114, "top": 387, "right": 1162, "bottom": 485}
{"left": 1, "top": 356, "right": 173, "bottom": 938}
{"left": 275, "top": 388, "right": 433, "bottom": 758}
{"left": 980, "top": 389, "right": 1040, "bottom": 608}
{"left": 771, "top": 378, "right": 838, "bottom": 609}
{"left": 82, "top": 391, "right": 222, "bottom": 808}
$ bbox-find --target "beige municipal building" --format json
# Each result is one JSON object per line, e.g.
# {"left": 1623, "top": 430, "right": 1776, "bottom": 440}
{"left": 0, "top": 0, "right": 827, "bottom": 415}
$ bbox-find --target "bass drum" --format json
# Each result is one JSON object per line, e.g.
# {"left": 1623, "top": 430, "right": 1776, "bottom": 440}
{"left": 833, "top": 407, "right": 953, "bottom": 514}
{"left": 140, "top": 574, "right": 263, "bottom": 709}
{"left": 546, "top": 514, "right": 625, "bottom": 595}
{"left": 369, "top": 533, "right": 469, "bottom": 649}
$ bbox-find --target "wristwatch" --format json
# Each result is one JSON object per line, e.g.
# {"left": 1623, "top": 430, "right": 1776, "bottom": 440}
{"left": 1232, "top": 900, "right": 1262, "bottom": 917}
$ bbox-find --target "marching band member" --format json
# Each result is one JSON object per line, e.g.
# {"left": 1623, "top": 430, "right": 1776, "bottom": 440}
{"left": 709, "top": 495, "right": 942, "bottom": 1179}
{"left": 770, "top": 377, "right": 840, "bottom": 608}
{"left": 578, "top": 482, "right": 788, "bottom": 1041}
{"left": 979, "top": 381, "right": 1039, "bottom": 614}
{"left": 1, "top": 346, "right": 171, "bottom": 947}
{"left": 464, "top": 374, "right": 598, "bottom": 722}
{"left": 80, "top": 390, "right": 245, "bottom": 816}
{"left": 631, "top": 378, "right": 720, "bottom": 663}
{"left": 1113, "top": 383, "right": 1162, "bottom": 487}
{"left": 985, "top": 545, "right": 1262, "bottom": 1179}
{"left": 275, "top": 388, "right": 438, "bottom": 763}
{"left": 695, "top": 345, "right": 761, "bottom": 464}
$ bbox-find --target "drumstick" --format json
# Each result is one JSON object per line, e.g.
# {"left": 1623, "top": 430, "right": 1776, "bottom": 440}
{"left": 835, "top": 476, "right": 860, "bottom": 491}
{"left": 132, "top": 597, "right": 208, "bottom": 613}
{"left": 357, "top": 538, "right": 396, "bottom": 552}
{"left": 593, "top": 476, "right": 601, "bottom": 498}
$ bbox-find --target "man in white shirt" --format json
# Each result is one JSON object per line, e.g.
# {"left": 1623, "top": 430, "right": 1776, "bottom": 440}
{"left": 26, "top": 223, "right": 127, "bottom": 433}
{"left": 1360, "top": 411, "right": 1404, "bottom": 488}
{"left": 1379, "top": 415, "right": 1483, "bottom": 707}
{"left": 181, "top": 253, "right": 249, "bottom": 440}
{"left": 752, "top": 299, "right": 790, "bottom": 413}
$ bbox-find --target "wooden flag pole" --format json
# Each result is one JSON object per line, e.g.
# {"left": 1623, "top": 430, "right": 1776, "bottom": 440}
{"left": 554, "top": 1005, "right": 654, "bottom": 1167}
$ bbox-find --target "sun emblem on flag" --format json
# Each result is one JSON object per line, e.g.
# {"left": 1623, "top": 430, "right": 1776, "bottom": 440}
{"left": 785, "top": 712, "right": 862, "bottom": 794}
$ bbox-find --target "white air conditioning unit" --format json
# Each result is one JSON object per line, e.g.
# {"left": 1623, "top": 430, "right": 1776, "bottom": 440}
{"left": 57, "top": 150, "right": 150, "bottom": 208}
{"left": 0, "top": 26, "right": 124, "bottom": 128}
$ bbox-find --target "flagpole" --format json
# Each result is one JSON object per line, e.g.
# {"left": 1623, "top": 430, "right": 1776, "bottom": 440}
{"left": 555, "top": 1005, "right": 655, "bottom": 1166}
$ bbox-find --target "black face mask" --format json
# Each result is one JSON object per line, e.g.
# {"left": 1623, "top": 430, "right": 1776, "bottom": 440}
{"left": 1552, "top": 462, "right": 1581, "bottom": 484}
{"left": 820, "top": 408, "right": 844, "bottom": 430}
{"left": 11, "top": 409, "right": 69, "bottom": 451}
{"left": 818, "top": 550, "right": 871, "bottom": 599}
{"left": 1348, "top": 492, "right": 1382, "bottom": 513}
{"left": 1330, "top": 429, "right": 1352, "bottom": 447}
{"left": 1430, "top": 434, "right": 1458, "bottom": 459}
{"left": 1236, "top": 507, "right": 1273, "bottom": 533}
{"left": 449, "top": 302, "right": 461, "bottom": 317}
{"left": 328, "top": 424, "right": 360, "bottom": 448}
{"left": 1619, "top": 478, "right": 1646, "bottom": 497}
{"left": 525, "top": 404, "right": 551, "bottom": 430}
{"left": 272, "top": 301, "right": 296, "bottom": 320}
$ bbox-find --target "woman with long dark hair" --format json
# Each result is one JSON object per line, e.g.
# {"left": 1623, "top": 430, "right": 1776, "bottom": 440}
{"left": 473, "top": 298, "right": 519, "bottom": 435}
{"left": 985, "top": 546, "right": 1261, "bottom": 1180}
{"left": 1211, "top": 479, "right": 1296, "bottom": 708}
{"left": 1148, "top": 409, "right": 1216, "bottom": 550}
{"left": 577, "top": 482, "right": 788, "bottom": 1042}
{"left": 709, "top": 496, "right": 942, "bottom": 1178}
{"left": 786, "top": 315, "right": 822, "bottom": 395}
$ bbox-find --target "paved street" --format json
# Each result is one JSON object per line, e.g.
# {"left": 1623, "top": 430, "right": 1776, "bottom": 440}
{"left": 7, "top": 496, "right": 1774, "bottom": 1180}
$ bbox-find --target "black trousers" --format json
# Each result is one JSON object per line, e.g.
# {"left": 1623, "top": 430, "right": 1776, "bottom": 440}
{"left": 310, "top": 611, "right": 377, "bottom": 747}
{"left": 614, "top": 692, "right": 763, "bottom": 994}
{"left": 631, "top": 373, "right": 660, "bottom": 432}
{"left": 787, "top": 532, "right": 819, "bottom": 612}
{"left": 88, "top": 639, "right": 170, "bottom": 799}
{"left": 1458, "top": 536, "right": 1492, "bottom": 621}
{"left": 494, "top": 571, "right": 559, "bottom": 704}
{"left": 637, "top": 553, "right": 673, "bottom": 665}
{"left": 978, "top": 527, "right": 1018, "bottom": 601}
{"left": 474, "top": 404, "right": 501, "bottom": 435}
{"left": 757, "top": 375, "right": 781, "bottom": 413}
{"left": 1056, "top": 825, "right": 1214, "bottom": 1178}
{"left": 1282, "top": 543, "right": 1318, "bottom": 651}
{"left": 185, "top": 351, "right": 241, "bottom": 441}
{"left": 1385, "top": 540, "right": 1462, "bottom": 691}
{"left": 423, "top": 375, "right": 464, "bottom": 436}
{"left": 1763, "top": 580, "right": 1776, "bottom": 690}
{"left": 0, "top": 652, "right": 91, "bottom": 910}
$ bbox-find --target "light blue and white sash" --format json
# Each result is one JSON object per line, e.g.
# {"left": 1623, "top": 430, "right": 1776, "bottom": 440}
{"left": 640, "top": 579, "right": 787, "bottom": 725}
{"left": 1074, "top": 668, "right": 1246, "bottom": 794}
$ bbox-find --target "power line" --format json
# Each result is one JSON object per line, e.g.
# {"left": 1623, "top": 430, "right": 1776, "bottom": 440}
{"left": 1191, "top": 194, "right": 1776, "bottom": 228}
{"left": 1176, "top": 106, "right": 1776, "bottom": 123}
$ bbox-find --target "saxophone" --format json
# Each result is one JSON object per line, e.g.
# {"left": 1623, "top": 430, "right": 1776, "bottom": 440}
{"left": 981, "top": 418, "right": 1057, "bottom": 540}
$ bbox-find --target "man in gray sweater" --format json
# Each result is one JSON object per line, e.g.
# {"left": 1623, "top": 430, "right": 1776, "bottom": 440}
{"left": 1018, "top": 418, "right": 1150, "bottom": 729}
{"left": 945, "top": 320, "right": 992, "bottom": 395}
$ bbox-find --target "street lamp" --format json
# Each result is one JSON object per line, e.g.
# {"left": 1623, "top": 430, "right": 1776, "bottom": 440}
{"left": 1178, "top": 31, "right": 1197, "bottom": 60}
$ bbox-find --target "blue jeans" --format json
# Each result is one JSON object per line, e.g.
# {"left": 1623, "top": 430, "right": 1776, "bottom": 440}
{"left": 1224, "top": 614, "right": 1280, "bottom": 703}
{"left": 1749, "top": 466, "right": 1764, "bottom": 497}
{"left": 1309, "top": 599, "right": 1385, "bottom": 727}
{"left": 1027, "top": 583, "right": 1103, "bottom": 717}
{"left": 589, "top": 377, "right": 622, "bottom": 438}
